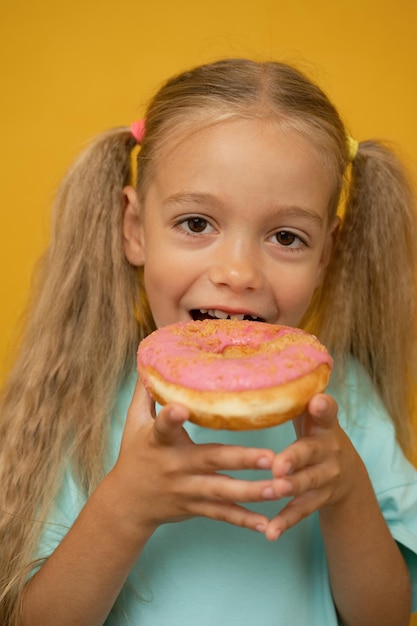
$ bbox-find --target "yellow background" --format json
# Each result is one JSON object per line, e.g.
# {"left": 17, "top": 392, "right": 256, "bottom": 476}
{"left": 1, "top": 1, "right": 416, "bottom": 619}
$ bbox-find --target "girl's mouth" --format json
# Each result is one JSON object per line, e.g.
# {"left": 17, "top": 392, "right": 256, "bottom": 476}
{"left": 190, "top": 309, "right": 265, "bottom": 322}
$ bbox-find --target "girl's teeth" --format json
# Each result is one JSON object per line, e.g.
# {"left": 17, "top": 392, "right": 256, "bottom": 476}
{"left": 206, "top": 309, "right": 246, "bottom": 320}
{"left": 195, "top": 309, "right": 261, "bottom": 321}
{"left": 212, "top": 309, "right": 228, "bottom": 319}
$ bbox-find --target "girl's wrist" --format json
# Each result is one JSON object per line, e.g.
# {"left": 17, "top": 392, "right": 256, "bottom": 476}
{"left": 96, "top": 469, "right": 157, "bottom": 550}
{"left": 319, "top": 449, "right": 374, "bottom": 526}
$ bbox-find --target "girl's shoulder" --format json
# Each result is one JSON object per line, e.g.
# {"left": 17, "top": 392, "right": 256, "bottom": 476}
{"left": 329, "top": 356, "right": 417, "bottom": 519}
{"left": 330, "top": 355, "right": 416, "bottom": 473}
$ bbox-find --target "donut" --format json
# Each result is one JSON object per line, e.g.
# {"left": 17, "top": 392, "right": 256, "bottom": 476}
{"left": 137, "top": 319, "right": 333, "bottom": 430}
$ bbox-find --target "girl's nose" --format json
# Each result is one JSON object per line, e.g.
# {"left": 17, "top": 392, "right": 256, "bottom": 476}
{"left": 208, "top": 241, "right": 262, "bottom": 292}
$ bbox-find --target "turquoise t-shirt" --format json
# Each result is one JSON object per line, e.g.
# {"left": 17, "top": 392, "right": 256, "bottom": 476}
{"left": 34, "top": 360, "right": 417, "bottom": 625}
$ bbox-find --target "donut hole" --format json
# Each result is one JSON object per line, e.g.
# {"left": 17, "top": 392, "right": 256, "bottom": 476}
{"left": 221, "top": 344, "right": 259, "bottom": 358}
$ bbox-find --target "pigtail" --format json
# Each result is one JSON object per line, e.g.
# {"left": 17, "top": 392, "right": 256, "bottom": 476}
{"left": 0, "top": 128, "right": 153, "bottom": 625}
{"left": 317, "top": 141, "right": 417, "bottom": 453}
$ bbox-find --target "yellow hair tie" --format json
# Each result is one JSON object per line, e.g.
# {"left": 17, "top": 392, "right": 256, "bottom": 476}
{"left": 347, "top": 136, "right": 359, "bottom": 162}
{"left": 130, "top": 143, "right": 141, "bottom": 187}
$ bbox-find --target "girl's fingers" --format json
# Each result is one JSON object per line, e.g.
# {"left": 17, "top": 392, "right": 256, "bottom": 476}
{"left": 264, "top": 491, "right": 326, "bottom": 541}
{"left": 144, "top": 442, "right": 276, "bottom": 503}
{"left": 190, "top": 500, "right": 269, "bottom": 533}
{"left": 152, "top": 402, "right": 191, "bottom": 444}
{"left": 272, "top": 462, "right": 337, "bottom": 499}
{"left": 293, "top": 393, "right": 338, "bottom": 439}
{"left": 264, "top": 396, "right": 356, "bottom": 540}
{"left": 273, "top": 395, "right": 342, "bottom": 480}
{"left": 183, "top": 442, "right": 274, "bottom": 474}
{"left": 126, "top": 382, "right": 275, "bottom": 474}
{"left": 153, "top": 407, "right": 276, "bottom": 479}
{"left": 122, "top": 378, "right": 155, "bottom": 442}
{"left": 182, "top": 473, "right": 276, "bottom": 504}
{"left": 271, "top": 436, "right": 327, "bottom": 479}
{"left": 123, "top": 379, "right": 191, "bottom": 445}
{"left": 121, "top": 379, "right": 280, "bottom": 532}
{"left": 270, "top": 435, "right": 343, "bottom": 503}
{"left": 307, "top": 393, "right": 339, "bottom": 427}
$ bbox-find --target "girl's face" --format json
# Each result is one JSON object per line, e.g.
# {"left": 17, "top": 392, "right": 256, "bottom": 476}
{"left": 124, "top": 118, "right": 339, "bottom": 329}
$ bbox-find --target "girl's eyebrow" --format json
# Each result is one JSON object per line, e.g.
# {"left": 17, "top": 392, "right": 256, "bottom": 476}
{"left": 271, "top": 206, "right": 324, "bottom": 227}
{"left": 163, "top": 191, "right": 324, "bottom": 226}
{"left": 163, "top": 192, "right": 222, "bottom": 210}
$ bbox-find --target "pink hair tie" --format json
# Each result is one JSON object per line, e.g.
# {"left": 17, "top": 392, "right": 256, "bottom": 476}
{"left": 129, "top": 119, "right": 145, "bottom": 187}
{"left": 130, "top": 119, "right": 146, "bottom": 143}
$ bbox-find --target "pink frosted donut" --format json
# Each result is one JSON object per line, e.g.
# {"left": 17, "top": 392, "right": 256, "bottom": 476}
{"left": 137, "top": 319, "right": 333, "bottom": 430}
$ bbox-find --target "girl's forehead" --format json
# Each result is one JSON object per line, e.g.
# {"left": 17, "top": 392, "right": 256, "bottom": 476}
{"left": 152, "top": 116, "right": 328, "bottom": 170}
{"left": 141, "top": 115, "right": 340, "bottom": 208}
{"left": 145, "top": 118, "right": 336, "bottom": 220}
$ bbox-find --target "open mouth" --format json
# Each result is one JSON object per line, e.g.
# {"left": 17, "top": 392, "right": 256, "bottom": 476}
{"left": 190, "top": 309, "right": 265, "bottom": 323}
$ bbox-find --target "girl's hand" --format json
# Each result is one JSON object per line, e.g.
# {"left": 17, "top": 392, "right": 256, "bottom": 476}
{"left": 263, "top": 394, "right": 411, "bottom": 625}
{"left": 264, "top": 393, "right": 361, "bottom": 541}
{"left": 110, "top": 379, "right": 276, "bottom": 540}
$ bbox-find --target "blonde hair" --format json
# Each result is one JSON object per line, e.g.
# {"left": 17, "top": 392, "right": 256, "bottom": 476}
{"left": 308, "top": 140, "right": 417, "bottom": 452}
{"left": 1, "top": 58, "right": 416, "bottom": 623}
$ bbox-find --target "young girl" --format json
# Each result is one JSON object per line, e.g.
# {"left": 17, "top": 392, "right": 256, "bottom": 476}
{"left": 1, "top": 58, "right": 417, "bottom": 626}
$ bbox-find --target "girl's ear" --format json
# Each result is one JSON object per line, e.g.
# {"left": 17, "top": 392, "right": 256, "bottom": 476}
{"left": 315, "top": 216, "right": 341, "bottom": 287}
{"left": 122, "top": 186, "right": 146, "bottom": 266}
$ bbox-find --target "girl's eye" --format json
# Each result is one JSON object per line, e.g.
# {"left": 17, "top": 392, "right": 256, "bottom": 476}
{"left": 187, "top": 217, "right": 208, "bottom": 233}
{"left": 274, "top": 230, "right": 304, "bottom": 248}
{"left": 176, "top": 216, "right": 213, "bottom": 234}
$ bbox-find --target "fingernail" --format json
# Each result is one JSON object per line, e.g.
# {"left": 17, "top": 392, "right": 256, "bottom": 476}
{"left": 266, "top": 528, "right": 282, "bottom": 542}
{"left": 257, "top": 455, "right": 272, "bottom": 469}
{"left": 262, "top": 487, "right": 275, "bottom": 500}
{"left": 274, "top": 478, "right": 292, "bottom": 495}
{"left": 255, "top": 523, "right": 267, "bottom": 533}
{"left": 315, "top": 396, "right": 327, "bottom": 413}
{"left": 168, "top": 404, "right": 187, "bottom": 421}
